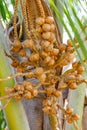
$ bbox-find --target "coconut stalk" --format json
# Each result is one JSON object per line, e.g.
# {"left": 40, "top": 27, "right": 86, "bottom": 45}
{"left": 0, "top": 22, "right": 30, "bottom": 130}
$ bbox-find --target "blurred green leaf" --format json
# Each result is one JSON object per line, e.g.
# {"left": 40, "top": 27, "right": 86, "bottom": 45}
{"left": 11, "top": 0, "right": 15, "bottom": 6}
{"left": 0, "top": 111, "right": 6, "bottom": 130}
{"left": 0, "top": 0, "right": 6, "bottom": 21}
{"left": 49, "top": 0, "right": 83, "bottom": 64}
{"left": 64, "top": 1, "right": 87, "bottom": 60}
{"left": 0, "top": 0, "right": 14, "bottom": 23}
{"left": 49, "top": 0, "right": 87, "bottom": 69}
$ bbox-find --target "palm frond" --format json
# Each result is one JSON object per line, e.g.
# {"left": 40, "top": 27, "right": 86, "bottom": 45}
{"left": 10, "top": 0, "right": 15, "bottom": 6}
{"left": 49, "top": 0, "right": 87, "bottom": 67}
{"left": 0, "top": 0, "right": 14, "bottom": 23}
{"left": 64, "top": 1, "right": 87, "bottom": 60}
{"left": 0, "top": 110, "right": 6, "bottom": 130}
{"left": 78, "top": 0, "right": 87, "bottom": 14}
{"left": 0, "top": 0, "right": 6, "bottom": 21}
{"left": 49, "top": 0, "right": 84, "bottom": 64}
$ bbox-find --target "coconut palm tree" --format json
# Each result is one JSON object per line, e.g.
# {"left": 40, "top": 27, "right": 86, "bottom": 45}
{"left": 0, "top": 0, "right": 87, "bottom": 130}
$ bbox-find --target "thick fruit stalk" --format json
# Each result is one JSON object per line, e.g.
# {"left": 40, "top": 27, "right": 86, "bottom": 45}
{"left": 0, "top": 43, "right": 30, "bottom": 130}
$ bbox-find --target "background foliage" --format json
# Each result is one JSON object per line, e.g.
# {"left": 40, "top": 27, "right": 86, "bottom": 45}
{"left": 0, "top": 0, "right": 14, "bottom": 23}
{"left": 0, "top": 111, "right": 6, "bottom": 130}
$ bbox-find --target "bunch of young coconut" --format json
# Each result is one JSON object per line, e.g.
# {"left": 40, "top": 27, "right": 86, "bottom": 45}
{"left": 5, "top": 0, "right": 86, "bottom": 126}
{"left": 7, "top": 16, "right": 84, "bottom": 117}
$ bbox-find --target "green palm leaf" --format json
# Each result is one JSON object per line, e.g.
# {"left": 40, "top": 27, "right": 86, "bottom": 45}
{"left": 49, "top": 0, "right": 87, "bottom": 67}
{"left": 0, "top": 0, "right": 6, "bottom": 21}
{"left": 64, "top": 1, "right": 87, "bottom": 60}
{"left": 49, "top": 0, "right": 84, "bottom": 64}
{"left": 0, "top": 0, "right": 14, "bottom": 22}
{"left": 10, "top": 0, "right": 15, "bottom": 6}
